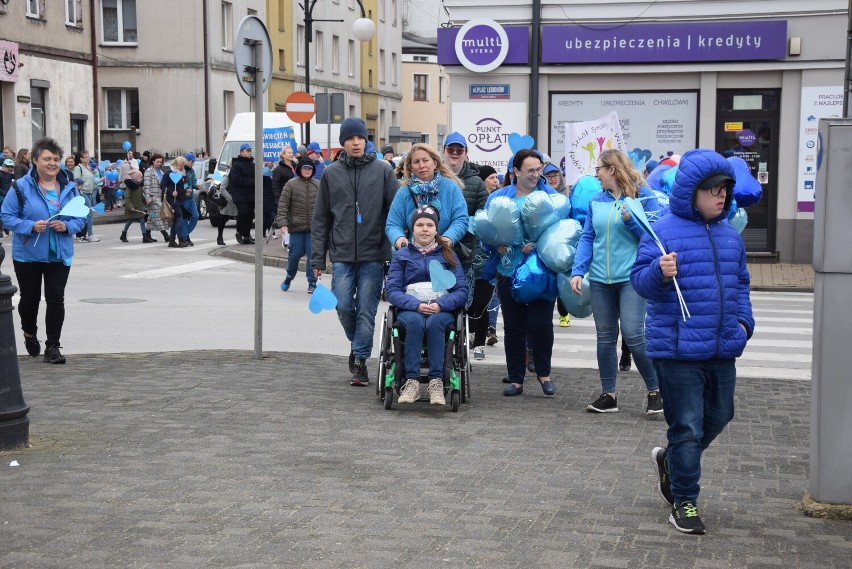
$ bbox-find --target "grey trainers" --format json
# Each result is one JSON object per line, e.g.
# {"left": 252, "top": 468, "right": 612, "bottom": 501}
{"left": 398, "top": 378, "right": 420, "bottom": 404}
{"left": 428, "top": 378, "right": 445, "bottom": 405}
{"left": 473, "top": 346, "right": 485, "bottom": 360}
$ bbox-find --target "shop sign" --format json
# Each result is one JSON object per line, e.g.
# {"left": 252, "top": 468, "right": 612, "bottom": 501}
{"left": 541, "top": 20, "right": 787, "bottom": 64}
{"left": 451, "top": 102, "right": 527, "bottom": 173}
{"left": 437, "top": 25, "right": 529, "bottom": 68}
{"left": 797, "top": 86, "right": 844, "bottom": 212}
{"left": 470, "top": 84, "right": 510, "bottom": 99}
{"left": 1, "top": 40, "right": 19, "bottom": 83}
{"left": 725, "top": 122, "right": 743, "bottom": 131}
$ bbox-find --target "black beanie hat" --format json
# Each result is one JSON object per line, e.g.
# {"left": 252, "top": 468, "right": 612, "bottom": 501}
{"left": 411, "top": 205, "right": 440, "bottom": 228}
{"left": 339, "top": 117, "right": 368, "bottom": 145}
{"left": 297, "top": 158, "right": 316, "bottom": 175}
{"left": 478, "top": 165, "right": 497, "bottom": 181}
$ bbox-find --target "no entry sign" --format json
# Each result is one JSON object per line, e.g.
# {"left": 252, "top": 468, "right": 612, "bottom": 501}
{"left": 285, "top": 91, "right": 316, "bottom": 123}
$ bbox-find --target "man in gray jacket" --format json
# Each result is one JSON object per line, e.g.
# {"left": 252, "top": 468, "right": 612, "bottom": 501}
{"left": 311, "top": 117, "right": 399, "bottom": 386}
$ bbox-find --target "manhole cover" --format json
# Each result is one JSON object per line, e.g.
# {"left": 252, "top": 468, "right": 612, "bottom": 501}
{"left": 80, "top": 298, "right": 146, "bottom": 304}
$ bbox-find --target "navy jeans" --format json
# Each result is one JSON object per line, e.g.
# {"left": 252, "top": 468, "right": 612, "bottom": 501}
{"left": 655, "top": 358, "right": 737, "bottom": 504}
{"left": 182, "top": 197, "right": 199, "bottom": 234}
{"left": 496, "top": 275, "right": 554, "bottom": 383}
{"left": 588, "top": 280, "right": 658, "bottom": 393}
{"left": 396, "top": 310, "right": 455, "bottom": 379}
{"left": 331, "top": 261, "right": 384, "bottom": 362}
{"left": 286, "top": 232, "right": 316, "bottom": 286}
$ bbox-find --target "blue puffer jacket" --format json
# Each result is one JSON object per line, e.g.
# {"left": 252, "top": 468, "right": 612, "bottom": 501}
{"left": 385, "top": 243, "right": 468, "bottom": 314}
{"left": 571, "top": 185, "right": 660, "bottom": 284}
{"left": 630, "top": 148, "right": 755, "bottom": 361}
{"left": 0, "top": 169, "right": 85, "bottom": 263}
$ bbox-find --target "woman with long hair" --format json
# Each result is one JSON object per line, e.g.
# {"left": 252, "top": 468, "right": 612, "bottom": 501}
{"left": 569, "top": 148, "right": 662, "bottom": 415}
{"left": 142, "top": 153, "right": 169, "bottom": 242}
{"left": 13, "top": 148, "right": 31, "bottom": 180}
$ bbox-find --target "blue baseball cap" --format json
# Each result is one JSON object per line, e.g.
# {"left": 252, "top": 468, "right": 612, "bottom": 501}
{"left": 2, "top": 158, "right": 13, "bottom": 167}
{"left": 184, "top": 152, "right": 196, "bottom": 162}
{"left": 444, "top": 132, "right": 467, "bottom": 148}
{"left": 543, "top": 163, "right": 560, "bottom": 175}
{"left": 239, "top": 143, "right": 252, "bottom": 152}
{"left": 306, "top": 142, "right": 322, "bottom": 154}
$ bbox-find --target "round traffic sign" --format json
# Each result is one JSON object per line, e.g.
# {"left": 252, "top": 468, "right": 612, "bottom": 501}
{"left": 233, "top": 16, "right": 272, "bottom": 97}
{"left": 285, "top": 91, "right": 316, "bottom": 124}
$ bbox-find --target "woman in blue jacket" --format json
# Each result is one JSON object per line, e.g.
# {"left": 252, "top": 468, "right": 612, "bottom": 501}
{"left": 385, "top": 143, "right": 468, "bottom": 250}
{"left": 569, "top": 149, "right": 662, "bottom": 414}
{"left": 0, "top": 137, "right": 86, "bottom": 364}
{"left": 385, "top": 206, "right": 468, "bottom": 406}
{"left": 631, "top": 148, "right": 754, "bottom": 535}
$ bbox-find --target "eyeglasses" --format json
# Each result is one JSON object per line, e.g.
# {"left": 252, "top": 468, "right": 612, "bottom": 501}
{"left": 594, "top": 165, "right": 608, "bottom": 172}
{"left": 517, "top": 167, "right": 543, "bottom": 176}
{"left": 445, "top": 146, "right": 465, "bottom": 155}
{"left": 704, "top": 183, "right": 730, "bottom": 196}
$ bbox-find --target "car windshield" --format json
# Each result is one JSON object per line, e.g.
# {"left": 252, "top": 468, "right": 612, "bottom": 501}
{"left": 217, "top": 141, "right": 247, "bottom": 173}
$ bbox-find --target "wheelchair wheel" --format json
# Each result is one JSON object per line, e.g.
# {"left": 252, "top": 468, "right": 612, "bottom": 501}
{"left": 459, "top": 312, "right": 471, "bottom": 403}
{"left": 376, "top": 311, "right": 388, "bottom": 399}
{"left": 450, "top": 390, "right": 460, "bottom": 412}
{"left": 384, "top": 388, "right": 394, "bottom": 410}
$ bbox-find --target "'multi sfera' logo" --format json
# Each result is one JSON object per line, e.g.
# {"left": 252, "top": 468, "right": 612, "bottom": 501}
{"left": 454, "top": 18, "right": 509, "bottom": 73}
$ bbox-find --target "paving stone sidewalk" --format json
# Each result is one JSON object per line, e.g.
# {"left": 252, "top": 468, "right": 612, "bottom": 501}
{"left": 1, "top": 351, "right": 849, "bottom": 568}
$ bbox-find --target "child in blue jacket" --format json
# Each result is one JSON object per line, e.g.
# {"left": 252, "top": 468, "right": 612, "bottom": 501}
{"left": 631, "top": 148, "right": 755, "bottom": 536}
{"left": 385, "top": 206, "right": 468, "bottom": 406}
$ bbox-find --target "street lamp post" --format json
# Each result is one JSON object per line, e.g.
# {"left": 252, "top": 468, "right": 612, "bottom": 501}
{"left": 0, "top": 243, "right": 30, "bottom": 451}
{"left": 300, "top": 0, "right": 376, "bottom": 144}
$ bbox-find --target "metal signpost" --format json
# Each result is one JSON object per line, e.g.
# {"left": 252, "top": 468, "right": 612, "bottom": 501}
{"left": 234, "top": 15, "right": 272, "bottom": 360}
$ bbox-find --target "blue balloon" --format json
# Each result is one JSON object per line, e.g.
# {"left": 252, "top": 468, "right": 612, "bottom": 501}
{"left": 263, "top": 166, "right": 272, "bottom": 177}
{"left": 569, "top": 175, "right": 601, "bottom": 228}
{"left": 472, "top": 196, "right": 522, "bottom": 246}
{"left": 659, "top": 166, "right": 678, "bottom": 196}
{"left": 644, "top": 163, "right": 673, "bottom": 192}
{"left": 510, "top": 251, "right": 558, "bottom": 304}
{"left": 537, "top": 218, "right": 583, "bottom": 274}
{"left": 727, "top": 156, "right": 762, "bottom": 208}
{"left": 116, "top": 159, "right": 124, "bottom": 166}
{"left": 557, "top": 273, "right": 593, "bottom": 318}
{"left": 729, "top": 207, "right": 748, "bottom": 233}
{"left": 497, "top": 244, "right": 525, "bottom": 277}
{"left": 521, "top": 191, "right": 571, "bottom": 242}
{"left": 114, "top": 189, "right": 125, "bottom": 198}
{"left": 105, "top": 171, "right": 119, "bottom": 182}
{"left": 122, "top": 141, "right": 132, "bottom": 151}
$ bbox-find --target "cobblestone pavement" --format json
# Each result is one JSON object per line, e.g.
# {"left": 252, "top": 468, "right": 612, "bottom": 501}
{"left": 1, "top": 351, "right": 849, "bottom": 568}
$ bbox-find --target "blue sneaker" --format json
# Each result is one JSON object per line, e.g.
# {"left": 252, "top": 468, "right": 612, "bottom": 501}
{"left": 280, "top": 277, "right": 292, "bottom": 291}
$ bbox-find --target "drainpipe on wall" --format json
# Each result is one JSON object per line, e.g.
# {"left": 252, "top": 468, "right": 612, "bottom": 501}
{"left": 529, "top": 0, "right": 541, "bottom": 144}
{"left": 90, "top": 0, "right": 100, "bottom": 158}
{"left": 202, "top": 0, "right": 211, "bottom": 154}
{"left": 844, "top": 0, "right": 852, "bottom": 117}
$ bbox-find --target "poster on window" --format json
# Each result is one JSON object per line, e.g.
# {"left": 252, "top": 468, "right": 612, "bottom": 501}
{"left": 550, "top": 92, "right": 698, "bottom": 182}
{"left": 451, "top": 102, "right": 527, "bottom": 174}
{"left": 562, "top": 112, "right": 627, "bottom": 187}
{"left": 797, "top": 86, "right": 843, "bottom": 212}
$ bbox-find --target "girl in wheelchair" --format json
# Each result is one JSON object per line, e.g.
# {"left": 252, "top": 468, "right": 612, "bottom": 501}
{"left": 385, "top": 206, "right": 468, "bottom": 405}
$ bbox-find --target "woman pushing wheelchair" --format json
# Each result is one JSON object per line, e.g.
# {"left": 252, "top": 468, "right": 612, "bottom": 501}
{"left": 385, "top": 206, "right": 468, "bottom": 406}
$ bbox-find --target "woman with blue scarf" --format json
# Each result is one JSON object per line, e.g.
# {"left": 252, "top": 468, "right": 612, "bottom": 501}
{"left": 385, "top": 143, "right": 469, "bottom": 252}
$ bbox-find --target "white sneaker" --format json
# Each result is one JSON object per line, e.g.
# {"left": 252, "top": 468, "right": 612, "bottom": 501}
{"left": 88, "top": 235, "right": 100, "bottom": 242}
{"left": 77, "top": 236, "right": 89, "bottom": 243}
{"left": 428, "top": 378, "right": 445, "bottom": 405}
{"left": 398, "top": 378, "right": 420, "bottom": 404}
{"left": 473, "top": 346, "right": 485, "bottom": 360}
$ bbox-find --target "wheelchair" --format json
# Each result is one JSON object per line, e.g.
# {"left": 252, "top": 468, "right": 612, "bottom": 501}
{"left": 375, "top": 306, "right": 471, "bottom": 412}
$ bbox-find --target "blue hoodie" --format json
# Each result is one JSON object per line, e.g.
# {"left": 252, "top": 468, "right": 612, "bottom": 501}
{"left": 631, "top": 148, "right": 754, "bottom": 361}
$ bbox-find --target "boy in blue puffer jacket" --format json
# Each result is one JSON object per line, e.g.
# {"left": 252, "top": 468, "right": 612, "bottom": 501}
{"left": 631, "top": 148, "right": 755, "bottom": 536}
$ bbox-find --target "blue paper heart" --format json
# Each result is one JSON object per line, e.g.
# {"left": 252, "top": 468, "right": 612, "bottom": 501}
{"left": 429, "top": 260, "right": 456, "bottom": 292}
{"left": 57, "top": 196, "right": 91, "bottom": 218}
{"left": 308, "top": 283, "right": 338, "bottom": 314}
{"left": 212, "top": 170, "right": 224, "bottom": 182}
{"left": 169, "top": 172, "right": 183, "bottom": 184}
{"left": 98, "top": 160, "right": 111, "bottom": 171}
{"left": 92, "top": 202, "right": 106, "bottom": 215}
{"left": 122, "top": 141, "right": 132, "bottom": 151}
{"left": 508, "top": 133, "right": 535, "bottom": 154}
{"left": 624, "top": 197, "right": 658, "bottom": 243}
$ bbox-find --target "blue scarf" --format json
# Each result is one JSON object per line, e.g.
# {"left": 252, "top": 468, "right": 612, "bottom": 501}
{"left": 408, "top": 172, "right": 442, "bottom": 211}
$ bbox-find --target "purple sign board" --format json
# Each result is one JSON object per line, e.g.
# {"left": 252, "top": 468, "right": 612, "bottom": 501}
{"left": 541, "top": 20, "right": 787, "bottom": 64}
{"left": 438, "top": 26, "right": 530, "bottom": 66}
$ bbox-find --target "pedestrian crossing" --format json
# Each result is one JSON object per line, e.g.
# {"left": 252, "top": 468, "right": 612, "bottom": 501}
{"left": 494, "top": 290, "right": 815, "bottom": 381}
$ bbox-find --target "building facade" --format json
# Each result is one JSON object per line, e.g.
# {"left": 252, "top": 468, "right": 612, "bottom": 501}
{"left": 268, "top": 0, "right": 402, "bottom": 153}
{"left": 439, "top": 0, "right": 847, "bottom": 263}
{"left": 0, "top": 1, "right": 94, "bottom": 158}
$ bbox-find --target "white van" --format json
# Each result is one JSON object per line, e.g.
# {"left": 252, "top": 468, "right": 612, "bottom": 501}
{"left": 215, "top": 112, "right": 302, "bottom": 174}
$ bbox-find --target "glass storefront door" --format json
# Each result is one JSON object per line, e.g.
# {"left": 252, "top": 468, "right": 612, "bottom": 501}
{"left": 716, "top": 90, "right": 780, "bottom": 255}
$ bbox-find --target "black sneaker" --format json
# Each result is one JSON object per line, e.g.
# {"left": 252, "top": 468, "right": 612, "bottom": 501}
{"left": 486, "top": 327, "right": 498, "bottom": 346}
{"left": 351, "top": 359, "right": 369, "bottom": 386}
{"left": 24, "top": 334, "right": 40, "bottom": 357}
{"left": 526, "top": 347, "right": 535, "bottom": 373}
{"left": 348, "top": 350, "right": 356, "bottom": 375}
{"left": 647, "top": 391, "right": 664, "bottom": 415}
{"left": 670, "top": 501, "right": 706, "bottom": 535}
{"left": 587, "top": 393, "right": 619, "bottom": 413}
{"left": 651, "top": 447, "right": 674, "bottom": 506}
{"left": 619, "top": 350, "right": 632, "bottom": 371}
{"left": 43, "top": 345, "right": 66, "bottom": 364}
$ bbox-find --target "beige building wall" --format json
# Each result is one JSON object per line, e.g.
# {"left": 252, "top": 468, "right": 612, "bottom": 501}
{"left": 0, "top": 0, "right": 93, "bottom": 154}
{"left": 399, "top": 55, "right": 448, "bottom": 153}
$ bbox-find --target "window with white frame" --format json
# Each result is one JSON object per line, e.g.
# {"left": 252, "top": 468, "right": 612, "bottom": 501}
{"left": 379, "top": 0, "right": 384, "bottom": 22}
{"left": 26, "top": 0, "right": 41, "bottom": 19}
{"left": 391, "top": 52, "right": 397, "bottom": 85}
{"left": 66, "top": 0, "right": 83, "bottom": 26}
{"left": 332, "top": 35, "right": 340, "bottom": 75}
{"left": 297, "top": 25, "right": 305, "bottom": 66}
{"left": 221, "top": 2, "right": 233, "bottom": 50}
{"left": 379, "top": 50, "right": 385, "bottom": 84}
{"left": 439, "top": 76, "right": 446, "bottom": 103}
{"left": 315, "top": 30, "right": 324, "bottom": 71}
{"left": 348, "top": 39, "right": 355, "bottom": 77}
{"left": 105, "top": 88, "right": 139, "bottom": 129}
{"left": 31, "top": 86, "right": 47, "bottom": 142}
{"left": 391, "top": 0, "right": 397, "bottom": 26}
{"left": 413, "top": 74, "right": 428, "bottom": 101}
{"left": 102, "top": 0, "right": 137, "bottom": 44}
{"left": 224, "top": 90, "right": 235, "bottom": 131}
